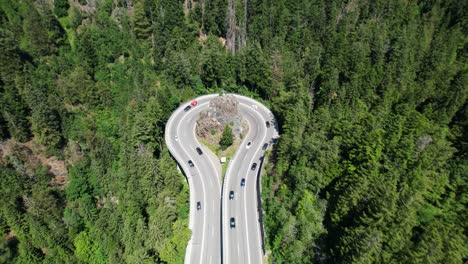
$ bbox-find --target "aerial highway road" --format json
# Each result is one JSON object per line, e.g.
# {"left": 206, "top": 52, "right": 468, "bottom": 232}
{"left": 165, "top": 94, "right": 278, "bottom": 264}
{"left": 222, "top": 96, "right": 278, "bottom": 264}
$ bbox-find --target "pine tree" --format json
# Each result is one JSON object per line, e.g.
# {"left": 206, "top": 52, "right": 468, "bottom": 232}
{"left": 132, "top": 1, "right": 151, "bottom": 39}
{"left": 220, "top": 125, "right": 233, "bottom": 150}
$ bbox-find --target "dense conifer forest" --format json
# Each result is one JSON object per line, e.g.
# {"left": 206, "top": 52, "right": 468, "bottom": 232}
{"left": 0, "top": 0, "right": 466, "bottom": 263}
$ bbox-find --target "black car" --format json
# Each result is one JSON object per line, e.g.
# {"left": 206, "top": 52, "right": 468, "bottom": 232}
{"left": 240, "top": 178, "right": 245, "bottom": 187}
{"left": 266, "top": 121, "right": 270, "bottom": 127}
{"left": 251, "top": 163, "right": 257, "bottom": 171}
{"left": 184, "top": 105, "right": 191, "bottom": 111}
{"left": 229, "top": 191, "right": 234, "bottom": 200}
{"left": 230, "top": 217, "right": 236, "bottom": 228}
{"left": 262, "top": 143, "right": 268, "bottom": 150}
{"left": 197, "top": 201, "right": 201, "bottom": 210}
{"left": 196, "top": 147, "right": 203, "bottom": 155}
{"left": 188, "top": 160, "right": 194, "bottom": 167}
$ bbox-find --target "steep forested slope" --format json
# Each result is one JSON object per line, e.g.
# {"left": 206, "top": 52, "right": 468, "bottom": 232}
{"left": 0, "top": 0, "right": 466, "bottom": 263}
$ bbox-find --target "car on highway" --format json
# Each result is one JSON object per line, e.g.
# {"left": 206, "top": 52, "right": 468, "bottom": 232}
{"left": 262, "top": 143, "right": 268, "bottom": 150}
{"left": 197, "top": 201, "right": 201, "bottom": 210}
{"left": 175, "top": 135, "right": 179, "bottom": 141}
{"left": 196, "top": 147, "right": 203, "bottom": 155}
{"left": 246, "top": 141, "right": 252, "bottom": 149}
{"left": 191, "top": 100, "right": 198, "bottom": 106}
{"left": 229, "top": 191, "right": 234, "bottom": 200}
{"left": 251, "top": 104, "right": 258, "bottom": 110}
{"left": 230, "top": 217, "right": 236, "bottom": 228}
{"left": 184, "top": 105, "right": 191, "bottom": 111}
{"left": 266, "top": 121, "right": 271, "bottom": 127}
{"left": 188, "top": 160, "right": 194, "bottom": 167}
{"left": 240, "top": 178, "right": 245, "bottom": 187}
{"left": 251, "top": 163, "right": 257, "bottom": 170}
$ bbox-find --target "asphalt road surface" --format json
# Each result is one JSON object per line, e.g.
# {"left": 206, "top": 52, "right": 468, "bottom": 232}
{"left": 165, "top": 94, "right": 279, "bottom": 264}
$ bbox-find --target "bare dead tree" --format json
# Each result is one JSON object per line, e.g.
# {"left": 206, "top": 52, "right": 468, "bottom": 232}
{"left": 239, "top": 0, "right": 247, "bottom": 49}
{"left": 226, "top": 0, "right": 237, "bottom": 53}
{"left": 183, "top": 0, "right": 193, "bottom": 16}
{"left": 226, "top": 0, "right": 248, "bottom": 52}
{"left": 200, "top": 0, "right": 206, "bottom": 35}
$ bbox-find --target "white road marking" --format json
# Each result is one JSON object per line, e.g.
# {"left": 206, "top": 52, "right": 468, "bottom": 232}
{"left": 167, "top": 94, "right": 276, "bottom": 264}
{"left": 223, "top": 98, "right": 272, "bottom": 264}
{"left": 176, "top": 100, "right": 212, "bottom": 264}
{"left": 239, "top": 102, "right": 268, "bottom": 264}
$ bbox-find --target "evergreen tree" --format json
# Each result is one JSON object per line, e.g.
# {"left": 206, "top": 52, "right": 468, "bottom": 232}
{"left": 132, "top": 0, "right": 151, "bottom": 39}
{"left": 204, "top": 0, "right": 227, "bottom": 36}
{"left": 220, "top": 125, "right": 233, "bottom": 150}
{"left": 0, "top": 0, "right": 466, "bottom": 262}
{"left": 0, "top": 28, "right": 31, "bottom": 141}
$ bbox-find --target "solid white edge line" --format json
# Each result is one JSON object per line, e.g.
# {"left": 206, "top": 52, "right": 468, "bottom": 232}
{"left": 223, "top": 95, "right": 276, "bottom": 264}
{"left": 166, "top": 96, "right": 216, "bottom": 264}
{"left": 177, "top": 101, "right": 211, "bottom": 264}
{"left": 167, "top": 94, "right": 278, "bottom": 264}
{"left": 238, "top": 96, "right": 277, "bottom": 264}
{"left": 239, "top": 102, "right": 268, "bottom": 264}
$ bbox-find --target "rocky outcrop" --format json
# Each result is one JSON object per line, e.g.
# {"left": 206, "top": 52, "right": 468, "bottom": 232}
{"left": 69, "top": 0, "right": 98, "bottom": 14}
{"left": 196, "top": 94, "right": 244, "bottom": 138}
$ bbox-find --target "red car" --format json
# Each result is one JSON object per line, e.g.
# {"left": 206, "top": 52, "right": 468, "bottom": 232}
{"left": 191, "top": 100, "right": 198, "bottom": 106}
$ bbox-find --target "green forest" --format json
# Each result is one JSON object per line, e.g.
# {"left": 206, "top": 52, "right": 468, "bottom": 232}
{"left": 0, "top": 0, "right": 466, "bottom": 263}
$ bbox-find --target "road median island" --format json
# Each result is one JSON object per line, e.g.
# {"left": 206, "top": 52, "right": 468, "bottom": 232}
{"left": 194, "top": 94, "right": 249, "bottom": 180}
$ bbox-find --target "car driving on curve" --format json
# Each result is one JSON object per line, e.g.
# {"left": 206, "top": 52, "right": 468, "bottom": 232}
{"left": 266, "top": 121, "right": 270, "bottom": 127}
{"left": 262, "top": 143, "right": 268, "bottom": 150}
{"left": 191, "top": 100, "right": 198, "bottom": 106}
{"left": 184, "top": 105, "right": 191, "bottom": 111}
{"left": 246, "top": 141, "right": 252, "bottom": 149}
{"left": 229, "top": 191, "right": 234, "bottom": 200}
{"left": 196, "top": 147, "right": 203, "bottom": 155}
{"left": 188, "top": 160, "right": 194, "bottom": 167}
{"left": 230, "top": 217, "right": 236, "bottom": 228}
{"left": 240, "top": 178, "right": 245, "bottom": 187}
{"left": 197, "top": 201, "right": 201, "bottom": 210}
{"left": 251, "top": 163, "right": 257, "bottom": 170}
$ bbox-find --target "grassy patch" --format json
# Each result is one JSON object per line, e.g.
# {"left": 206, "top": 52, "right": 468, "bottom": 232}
{"left": 197, "top": 120, "right": 249, "bottom": 178}
{"left": 198, "top": 137, "right": 218, "bottom": 154}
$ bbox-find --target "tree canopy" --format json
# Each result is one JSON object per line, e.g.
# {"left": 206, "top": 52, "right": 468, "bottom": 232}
{"left": 0, "top": 0, "right": 466, "bottom": 263}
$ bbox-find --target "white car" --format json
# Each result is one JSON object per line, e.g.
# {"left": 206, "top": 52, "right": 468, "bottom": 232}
{"left": 246, "top": 141, "right": 252, "bottom": 149}
{"left": 175, "top": 135, "right": 179, "bottom": 142}
{"left": 251, "top": 104, "right": 258, "bottom": 110}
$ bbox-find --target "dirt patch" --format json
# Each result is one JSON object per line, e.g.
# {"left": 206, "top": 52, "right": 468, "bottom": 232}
{"left": 5, "top": 230, "right": 15, "bottom": 240}
{"left": 0, "top": 139, "right": 69, "bottom": 185}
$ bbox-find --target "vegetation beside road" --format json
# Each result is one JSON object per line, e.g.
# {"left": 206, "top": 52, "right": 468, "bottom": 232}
{"left": 196, "top": 122, "right": 248, "bottom": 165}
{"left": 0, "top": 0, "right": 466, "bottom": 263}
